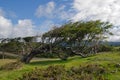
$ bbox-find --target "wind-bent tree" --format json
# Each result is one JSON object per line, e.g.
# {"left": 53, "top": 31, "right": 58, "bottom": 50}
{"left": 21, "top": 20, "right": 113, "bottom": 63}
{"left": 42, "top": 20, "right": 112, "bottom": 56}
{"left": 0, "top": 37, "right": 38, "bottom": 59}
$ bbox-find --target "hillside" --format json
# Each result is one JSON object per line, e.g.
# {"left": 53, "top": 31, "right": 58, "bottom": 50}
{"left": 108, "top": 42, "right": 120, "bottom": 46}
{"left": 0, "top": 52, "right": 120, "bottom": 80}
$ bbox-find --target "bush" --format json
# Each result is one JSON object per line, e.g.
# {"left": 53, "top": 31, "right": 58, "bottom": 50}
{"left": 98, "top": 44, "right": 114, "bottom": 52}
{"left": 0, "top": 60, "right": 23, "bottom": 70}
{"left": 17, "top": 64, "right": 108, "bottom": 80}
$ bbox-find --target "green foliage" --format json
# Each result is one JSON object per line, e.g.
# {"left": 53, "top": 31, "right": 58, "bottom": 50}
{"left": 98, "top": 44, "right": 114, "bottom": 52}
{"left": 17, "top": 64, "right": 107, "bottom": 80}
{"left": 0, "top": 41, "right": 22, "bottom": 53}
{"left": 0, "top": 37, "right": 39, "bottom": 58}
{"left": 23, "top": 37, "right": 34, "bottom": 42}
{"left": 42, "top": 20, "right": 113, "bottom": 57}
{"left": 43, "top": 20, "right": 112, "bottom": 40}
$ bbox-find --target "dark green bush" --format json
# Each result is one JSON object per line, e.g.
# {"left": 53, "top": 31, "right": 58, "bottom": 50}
{"left": 17, "top": 64, "right": 108, "bottom": 80}
{"left": 98, "top": 44, "right": 114, "bottom": 52}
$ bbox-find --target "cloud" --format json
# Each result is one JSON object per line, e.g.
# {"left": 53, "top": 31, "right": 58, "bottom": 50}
{"left": 0, "top": 16, "right": 13, "bottom": 38}
{"left": 35, "top": 1, "right": 74, "bottom": 34}
{"left": 35, "top": 1, "right": 74, "bottom": 20}
{"left": 35, "top": 1, "right": 55, "bottom": 18}
{"left": 71, "top": 0, "right": 120, "bottom": 41}
{"left": 0, "top": 8, "right": 36, "bottom": 38}
{"left": 72, "top": 0, "right": 120, "bottom": 24}
{"left": 107, "top": 27, "right": 120, "bottom": 41}
{"left": 12, "top": 19, "right": 36, "bottom": 38}
{"left": 0, "top": 16, "right": 36, "bottom": 38}
{"left": 38, "top": 20, "right": 58, "bottom": 34}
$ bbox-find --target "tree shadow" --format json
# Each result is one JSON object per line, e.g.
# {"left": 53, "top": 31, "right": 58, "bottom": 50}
{"left": 29, "top": 56, "right": 81, "bottom": 66}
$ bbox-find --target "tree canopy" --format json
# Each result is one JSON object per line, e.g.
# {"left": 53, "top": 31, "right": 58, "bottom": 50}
{"left": 42, "top": 20, "right": 113, "bottom": 54}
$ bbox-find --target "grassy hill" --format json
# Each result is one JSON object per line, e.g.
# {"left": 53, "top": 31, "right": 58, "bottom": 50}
{"left": 0, "top": 51, "right": 120, "bottom": 80}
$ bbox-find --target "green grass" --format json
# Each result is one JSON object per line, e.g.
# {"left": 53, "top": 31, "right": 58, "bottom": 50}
{"left": 0, "top": 51, "right": 120, "bottom": 80}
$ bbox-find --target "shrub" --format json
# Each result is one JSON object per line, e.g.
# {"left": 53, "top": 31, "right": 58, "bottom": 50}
{"left": 98, "top": 44, "right": 114, "bottom": 52}
{"left": 0, "top": 60, "right": 23, "bottom": 70}
{"left": 17, "top": 64, "right": 108, "bottom": 80}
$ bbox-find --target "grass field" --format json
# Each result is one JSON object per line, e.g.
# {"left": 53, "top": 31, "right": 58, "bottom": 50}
{"left": 0, "top": 51, "right": 120, "bottom": 80}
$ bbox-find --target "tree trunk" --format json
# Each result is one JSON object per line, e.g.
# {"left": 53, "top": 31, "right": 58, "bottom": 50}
{"left": 21, "top": 52, "right": 36, "bottom": 63}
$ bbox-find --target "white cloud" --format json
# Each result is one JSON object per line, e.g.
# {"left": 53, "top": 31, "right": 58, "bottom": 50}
{"left": 0, "top": 16, "right": 36, "bottom": 38}
{"left": 0, "top": 16, "right": 12, "bottom": 38}
{"left": 35, "top": 1, "right": 74, "bottom": 20}
{"left": 108, "top": 35, "right": 120, "bottom": 42}
{"left": 107, "top": 27, "right": 120, "bottom": 42}
{"left": 72, "top": 0, "right": 120, "bottom": 24}
{"left": 0, "top": 8, "right": 36, "bottom": 38}
{"left": 38, "top": 20, "right": 55, "bottom": 33}
{"left": 71, "top": 0, "right": 120, "bottom": 41}
{"left": 12, "top": 19, "right": 36, "bottom": 38}
{"left": 35, "top": 1, "right": 55, "bottom": 18}
{"left": 56, "top": 5, "right": 73, "bottom": 20}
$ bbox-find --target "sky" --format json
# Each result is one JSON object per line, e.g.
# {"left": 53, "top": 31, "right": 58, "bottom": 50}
{"left": 0, "top": 0, "right": 120, "bottom": 41}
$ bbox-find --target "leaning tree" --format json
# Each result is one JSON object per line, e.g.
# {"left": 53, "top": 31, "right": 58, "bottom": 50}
{"left": 21, "top": 20, "right": 113, "bottom": 63}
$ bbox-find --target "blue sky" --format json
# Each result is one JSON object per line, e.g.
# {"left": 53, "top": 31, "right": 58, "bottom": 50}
{"left": 0, "top": 0, "right": 120, "bottom": 41}
{"left": 0, "top": 0, "right": 73, "bottom": 24}
{"left": 0, "top": 0, "right": 74, "bottom": 38}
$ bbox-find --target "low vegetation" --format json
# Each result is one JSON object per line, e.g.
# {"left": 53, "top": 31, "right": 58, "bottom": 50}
{"left": 0, "top": 60, "right": 23, "bottom": 70}
{"left": 17, "top": 64, "right": 107, "bottom": 80}
{"left": 0, "top": 52, "right": 120, "bottom": 80}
